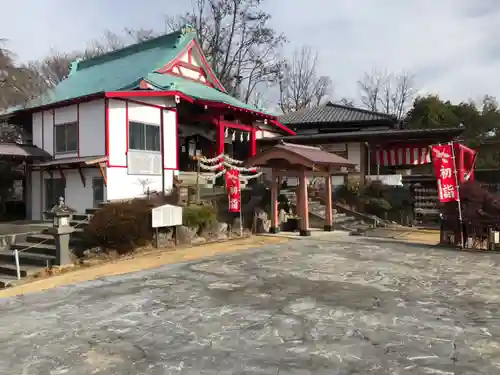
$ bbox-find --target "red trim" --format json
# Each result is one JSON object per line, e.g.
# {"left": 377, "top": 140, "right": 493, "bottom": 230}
{"left": 161, "top": 108, "right": 179, "bottom": 171}
{"left": 41, "top": 112, "right": 44, "bottom": 150}
{"left": 76, "top": 103, "right": 80, "bottom": 157}
{"left": 107, "top": 165, "right": 127, "bottom": 169}
{"left": 268, "top": 119, "right": 296, "bottom": 135}
{"left": 156, "top": 39, "right": 226, "bottom": 92}
{"left": 216, "top": 120, "right": 225, "bottom": 155}
{"left": 174, "top": 108, "right": 179, "bottom": 170}
{"left": 160, "top": 107, "right": 165, "bottom": 172}
{"left": 166, "top": 70, "right": 214, "bottom": 88}
{"left": 104, "top": 98, "right": 109, "bottom": 166}
{"left": 187, "top": 48, "right": 193, "bottom": 64}
{"left": 219, "top": 121, "right": 252, "bottom": 131}
{"left": 249, "top": 127, "right": 257, "bottom": 157}
{"left": 125, "top": 101, "right": 129, "bottom": 155}
{"left": 52, "top": 109, "right": 55, "bottom": 156}
{"left": 175, "top": 61, "right": 203, "bottom": 74}
{"left": 139, "top": 80, "right": 149, "bottom": 89}
{"left": 111, "top": 97, "right": 166, "bottom": 110}
{"left": 191, "top": 40, "right": 226, "bottom": 92}
{"left": 105, "top": 90, "right": 194, "bottom": 104}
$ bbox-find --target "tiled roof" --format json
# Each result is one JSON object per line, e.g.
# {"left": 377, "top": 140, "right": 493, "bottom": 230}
{"left": 275, "top": 143, "right": 354, "bottom": 166}
{"left": 5, "top": 26, "right": 274, "bottom": 120}
{"left": 143, "top": 73, "right": 271, "bottom": 115}
{"left": 247, "top": 142, "right": 355, "bottom": 168}
{"left": 0, "top": 143, "right": 51, "bottom": 159}
{"left": 278, "top": 102, "right": 397, "bottom": 125}
{"left": 16, "top": 30, "right": 189, "bottom": 111}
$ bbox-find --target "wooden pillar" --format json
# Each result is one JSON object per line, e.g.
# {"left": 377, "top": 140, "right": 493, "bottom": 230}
{"left": 269, "top": 169, "right": 279, "bottom": 233}
{"left": 215, "top": 120, "right": 225, "bottom": 155}
{"left": 249, "top": 127, "right": 257, "bottom": 157}
{"left": 299, "top": 169, "right": 311, "bottom": 236}
{"left": 324, "top": 174, "right": 333, "bottom": 231}
{"left": 359, "top": 142, "right": 367, "bottom": 187}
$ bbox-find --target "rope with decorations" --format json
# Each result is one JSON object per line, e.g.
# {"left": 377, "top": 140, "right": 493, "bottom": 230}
{"left": 198, "top": 153, "right": 261, "bottom": 181}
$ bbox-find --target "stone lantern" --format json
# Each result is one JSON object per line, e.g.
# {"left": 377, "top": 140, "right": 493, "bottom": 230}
{"left": 44, "top": 197, "right": 76, "bottom": 266}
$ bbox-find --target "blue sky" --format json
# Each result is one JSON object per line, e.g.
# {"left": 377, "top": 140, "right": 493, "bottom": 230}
{"left": 2, "top": 0, "right": 500, "bottom": 104}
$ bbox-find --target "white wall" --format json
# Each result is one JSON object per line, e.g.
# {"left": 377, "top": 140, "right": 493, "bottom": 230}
{"left": 30, "top": 168, "right": 104, "bottom": 220}
{"left": 106, "top": 97, "right": 176, "bottom": 201}
{"left": 347, "top": 142, "right": 361, "bottom": 172}
{"left": 31, "top": 100, "right": 105, "bottom": 158}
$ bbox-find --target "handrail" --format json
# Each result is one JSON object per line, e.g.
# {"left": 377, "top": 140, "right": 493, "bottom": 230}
{"left": 12, "top": 219, "right": 89, "bottom": 280}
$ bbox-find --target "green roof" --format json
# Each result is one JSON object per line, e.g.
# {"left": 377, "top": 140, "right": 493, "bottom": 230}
{"left": 15, "top": 28, "right": 193, "bottom": 110}
{"left": 7, "top": 26, "right": 271, "bottom": 118}
{"left": 143, "top": 73, "right": 271, "bottom": 115}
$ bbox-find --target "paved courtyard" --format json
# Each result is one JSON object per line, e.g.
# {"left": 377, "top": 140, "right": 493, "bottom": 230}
{"left": 0, "top": 235, "right": 500, "bottom": 374}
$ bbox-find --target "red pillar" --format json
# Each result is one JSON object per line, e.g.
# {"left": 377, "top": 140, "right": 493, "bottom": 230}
{"left": 324, "top": 174, "right": 333, "bottom": 231}
{"left": 216, "top": 120, "right": 225, "bottom": 155}
{"left": 249, "top": 127, "right": 257, "bottom": 157}
{"left": 270, "top": 169, "right": 279, "bottom": 233}
{"left": 299, "top": 170, "right": 311, "bottom": 236}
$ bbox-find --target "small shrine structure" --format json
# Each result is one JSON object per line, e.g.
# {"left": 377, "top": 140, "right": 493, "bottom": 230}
{"left": 246, "top": 142, "right": 355, "bottom": 236}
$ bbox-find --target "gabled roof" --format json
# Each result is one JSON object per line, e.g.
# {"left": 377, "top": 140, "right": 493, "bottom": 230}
{"left": 279, "top": 102, "right": 398, "bottom": 126}
{"left": 19, "top": 29, "right": 192, "bottom": 110}
{"left": 7, "top": 26, "right": 281, "bottom": 123}
{"left": 246, "top": 142, "right": 354, "bottom": 169}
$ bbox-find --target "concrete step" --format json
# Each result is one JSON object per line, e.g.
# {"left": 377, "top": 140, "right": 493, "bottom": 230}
{"left": 0, "top": 251, "right": 55, "bottom": 268}
{"left": 85, "top": 208, "right": 100, "bottom": 215}
{"left": 70, "top": 220, "right": 89, "bottom": 229}
{"left": 10, "top": 242, "right": 56, "bottom": 256}
{"left": 0, "top": 263, "right": 40, "bottom": 278}
{"left": 0, "top": 274, "right": 20, "bottom": 288}
{"left": 72, "top": 213, "right": 92, "bottom": 222}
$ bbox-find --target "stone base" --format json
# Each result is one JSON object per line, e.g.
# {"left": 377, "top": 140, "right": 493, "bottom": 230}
{"left": 323, "top": 225, "right": 333, "bottom": 232}
{"left": 269, "top": 227, "right": 280, "bottom": 234}
{"left": 300, "top": 229, "right": 311, "bottom": 237}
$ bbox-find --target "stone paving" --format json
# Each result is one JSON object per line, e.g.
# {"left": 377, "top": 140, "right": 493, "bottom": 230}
{"left": 0, "top": 235, "right": 500, "bottom": 374}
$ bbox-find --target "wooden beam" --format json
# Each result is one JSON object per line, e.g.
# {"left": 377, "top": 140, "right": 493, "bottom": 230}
{"left": 273, "top": 170, "right": 331, "bottom": 178}
{"left": 57, "top": 166, "right": 65, "bottom": 182}
{"left": 78, "top": 167, "right": 86, "bottom": 187}
{"left": 98, "top": 163, "right": 107, "bottom": 186}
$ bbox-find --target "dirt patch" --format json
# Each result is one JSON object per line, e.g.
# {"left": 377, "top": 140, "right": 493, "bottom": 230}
{"left": 365, "top": 227, "right": 440, "bottom": 245}
{"left": 0, "top": 236, "right": 288, "bottom": 298}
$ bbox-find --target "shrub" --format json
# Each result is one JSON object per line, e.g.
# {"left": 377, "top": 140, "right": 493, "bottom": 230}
{"left": 83, "top": 189, "right": 180, "bottom": 253}
{"left": 182, "top": 204, "right": 217, "bottom": 232}
{"left": 336, "top": 181, "right": 361, "bottom": 205}
{"left": 364, "top": 197, "right": 392, "bottom": 217}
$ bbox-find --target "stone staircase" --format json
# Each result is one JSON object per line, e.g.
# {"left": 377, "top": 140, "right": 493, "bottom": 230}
{"left": 0, "top": 208, "right": 99, "bottom": 288}
{"left": 281, "top": 190, "right": 375, "bottom": 234}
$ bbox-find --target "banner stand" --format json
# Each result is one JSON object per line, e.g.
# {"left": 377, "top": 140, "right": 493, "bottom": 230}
{"left": 450, "top": 141, "right": 465, "bottom": 248}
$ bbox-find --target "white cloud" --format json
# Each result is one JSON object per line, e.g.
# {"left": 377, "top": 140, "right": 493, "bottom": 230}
{"left": 264, "top": 0, "right": 500, "bottom": 103}
{"left": 2, "top": 0, "right": 500, "bottom": 105}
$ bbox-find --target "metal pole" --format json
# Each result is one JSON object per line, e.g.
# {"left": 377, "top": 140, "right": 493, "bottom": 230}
{"left": 155, "top": 227, "right": 159, "bottom": 249}
{"left": 450, "top": 141, "right": 465, "bottom": 248}
{"left": 196, "top": 158, "right": 200, "bottom": 203}
{"left": 239, "top": 206, "right": 243, "bottom": 236}
{"left": 14, "top": 250, "right": 20, "bottom": 280}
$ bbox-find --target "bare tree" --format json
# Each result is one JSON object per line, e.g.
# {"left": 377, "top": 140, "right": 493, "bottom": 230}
{"left": 166, "top": 0, "right": 285, "bottom": 102}
{"left": 277, "top": 46, "right": 332, "bottom": 113}
{"left": 357, "top": 68, "right": 416, "bottom": 119}
{"left": 27, "top": 28, "right": 158, "bottom": 89}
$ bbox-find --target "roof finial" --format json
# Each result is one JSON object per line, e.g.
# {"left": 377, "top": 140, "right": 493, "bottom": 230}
{"left": 68, "top": 58, "right": 83, "bottom": 77}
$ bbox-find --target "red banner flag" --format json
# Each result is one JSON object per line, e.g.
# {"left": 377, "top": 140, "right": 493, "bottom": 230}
{"left": 431, "top": 144, "right": 458, "bottom": 203}
{"left": 453, "top": 143, "right": 477, "bottom": 183}
{"left": 225, "top": 169, "right": 241, "bottom": 212}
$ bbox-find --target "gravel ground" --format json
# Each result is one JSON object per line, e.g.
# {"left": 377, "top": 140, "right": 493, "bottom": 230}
{"left": 0, "top": 235, "right": 499, "bottom": 374}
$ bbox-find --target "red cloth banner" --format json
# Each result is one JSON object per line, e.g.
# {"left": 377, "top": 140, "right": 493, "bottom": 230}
{"left": 225, "top": 169, "right": 241, "bottom": 212}
{"left": 453, "top": 143, "right": 477, "bottom": 183}
{"left": 431, "top": 144, "right": 458, "bottom": 203}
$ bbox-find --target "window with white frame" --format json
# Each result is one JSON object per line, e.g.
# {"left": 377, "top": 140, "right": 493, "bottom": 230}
{"left": 129, "top": 121, "right": 161, "bottom": 152}
{"left": 54, "top": 122, "right": 78, "bottom": 153}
